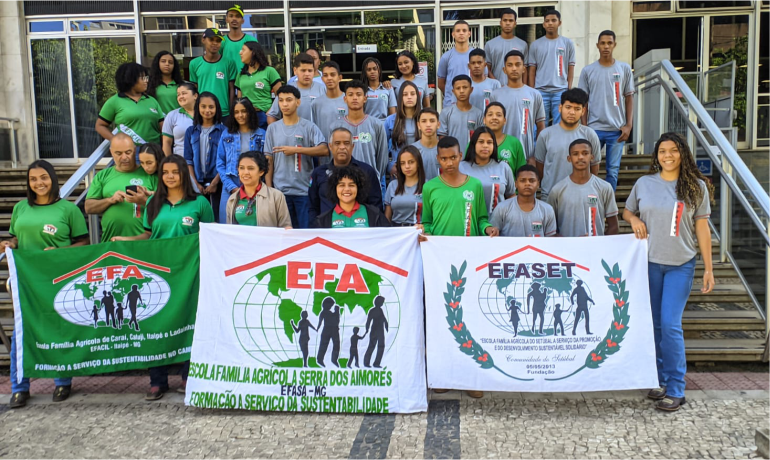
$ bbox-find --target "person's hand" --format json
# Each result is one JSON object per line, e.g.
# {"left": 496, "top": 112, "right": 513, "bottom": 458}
{"left": 204, "top": 183, "right": 218, "bottom": 195}
{"left": 196, "top": 182, "right": 208, "bottom": 195}
{"left": 284, "top": 226, "right": 293, "bottom": 230}
{"left": 111, "top": 236, "right": 128, "bottom": 242}
{"left": 273, "top": 146, "right": 296, "bottom": 156}
{"left": 630, "top": 217, "right": 647, "bottom": 239}
{"left": 290, "top": 319, "right": 296, "bottom": 326}
{"left": 382, "top": 80, "right": 392, "bottom": 90}
{"left": 701, "top": 271, "right": 715, "bottom": 294}
{"left": 389, "top": 163, "right": 397, "bottom": 179}
{"left": 418, "top": 233, "right": 428, "bottom": 243}
{"left": 125, "top": 188, "right": 148, "bottom": 205}
{"left": 44, "top": 247, "right": 56, "bottom": 251}
{"left": 110, "top": 190, "right": 127, "bottom": 204}
{"left": 0, "top": 240, "right": 14, "bottom": 250}
{"left": 618, "top": 125, "right": 632, "bottom": 142}
{"left": 485, "top": 226, "right": 500, "bottom": 237}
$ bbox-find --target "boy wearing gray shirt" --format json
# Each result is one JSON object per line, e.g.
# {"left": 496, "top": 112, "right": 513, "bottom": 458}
{"left": 485, "top": 8, "right": 529, "bottom": 85}
{"left": 526, "top": 10, "right": 575, "bottom": 126}
{"left": 469, "top": 49, "right": 502, "bottom": 113}
{"left": 490, "top": 165, "right": 557, "bottom": 237}
{"left": 437, "top": 20, "right": 475, "bottom": 107}
{"left": 311, "top": 62, "right": 347, "bottom": 153}
{"left": 439, "top": 76, "right": 484, "bottom": 154}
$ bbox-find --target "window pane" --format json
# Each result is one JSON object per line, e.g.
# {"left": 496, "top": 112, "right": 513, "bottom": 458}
{"left": 29, "top": 21, "right": 65, "bottom": 33}
{"left": 365, "top": 9, "right": 434, "bottom": 25}
{"left": 634, "top": 17, "right": 701, "bottom": 71}
{"left": 632, "top": 1, "right": 672, "bottom": 13}
{"left": 443, "top": 9, "right": 511, "bottom": 21}
{"left": 678, "top": 0, "right": 752, "bottom": 8}
{"left": 252, "top": 32, "right": 290, "bottom": 81}
{"left": 143, "top": 16, "right": 215, "bottom": 31}
{"left": 759, "top": 12, "right": 769, "bottom": 94}
{"left": 708, "top": 15, "right": 749, "bottom": 142}
{"left": 71, "top": 37, "right": 136, "bottom": 156}
{"left": 215, "top": 13, "right": 285, "bottom": 29}
{"left": 143, "top": 33, "right": 202, "bottom": 80}
{"left": 30, "top": 39, "right": 74, "bottom": 159}
{"left": 291, "top": 11, "right": 360, "bottom": 27}
{"left": 70, "top": 19, "right": 135, "bottom": 32}
{"left": 516, "top": 5, "right": 558, "bottom": 18}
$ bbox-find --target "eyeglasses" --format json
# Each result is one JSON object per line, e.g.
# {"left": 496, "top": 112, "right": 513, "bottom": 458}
{"left": 139, "top": 76, "right": 150, "bottom": 82}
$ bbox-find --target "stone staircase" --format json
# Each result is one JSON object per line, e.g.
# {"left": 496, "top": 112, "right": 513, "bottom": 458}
{"left": 0, "top": 157, "right": 766, "bottom": 365}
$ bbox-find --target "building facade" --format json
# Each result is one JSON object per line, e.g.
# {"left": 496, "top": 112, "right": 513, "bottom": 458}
{"left": 0, "top": 0, "right": 767, "bottom": 165}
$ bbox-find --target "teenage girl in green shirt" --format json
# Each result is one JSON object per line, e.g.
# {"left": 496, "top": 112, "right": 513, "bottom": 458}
{"left": 236, "top": 42, "right": 282, "bottom": 129}
{"left": 147, "top": 51, "right": 184, "bottom": 116}
{"left": 2, "top": 160, "right": 89, "bottom": 408}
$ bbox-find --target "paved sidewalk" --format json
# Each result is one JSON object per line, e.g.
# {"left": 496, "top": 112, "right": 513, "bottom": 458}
{"left": 0, "top": 374, "right": 767, "bottom": 459}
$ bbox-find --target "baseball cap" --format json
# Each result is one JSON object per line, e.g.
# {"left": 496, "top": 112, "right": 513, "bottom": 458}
{"left": 227, "top": 4, "right": 244, "bottom": 17}
{"left": 203, "top": 28, "right": 224, "bottom": 40}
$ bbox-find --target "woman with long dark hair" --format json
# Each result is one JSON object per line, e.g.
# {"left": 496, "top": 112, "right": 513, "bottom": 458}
{"left": 217, "top": 97, "right": 266, "bottom": 223}
{"left": 361, "top": 57, "right": 396, "bottom": 121}
{"left": 236, "top": 41, "right": 282, "bottom": 130}
{"left": 147, "top": 51, "right": 184, "bottom": 116}
{"left": 392, "top": 50, "right": 430, "bottom": 108}
{"left": 2, "top": 160, "right": 89, "bottom": 408}
{"left": 624, "top": 132, "right": 715, "bottom": 412}
{"left": 162, "top": 82, "right": 198, "bottom": 157}
{"left": 460, "top": 126, "right": 515, "bottom": 216}
{"left": 225, "top": 151, "right": 291, "bottom": 227}
{"left": 183, "top": 92, "right": 225, "bottom": 222}
{"left": 313, "top": 165, "right": 391, "bottom": 228}
{"left": 384, "top": 81, "right": 422, "bottom": 164}
{"left": 384, "top": 145, "right": 425, "bottom": 226}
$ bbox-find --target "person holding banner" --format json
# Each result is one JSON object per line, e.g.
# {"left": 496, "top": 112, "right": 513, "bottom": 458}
{"left": 489, "top": 165, "right": 557, "bottom": 237}
{"left": 384, "top": 145, "right": 425, "bottom": 226}
{"left": 3, "top": 160, "right": 89, "bottom": 408}
{"left": 225, "top": 151, "right": 292, "bottom": 228}
{"left": 459, "top": 126, "right": 515, "bottom": 216}
{"left": 623, "top": 132, "right": 715, "bottom": 412}
{"left": 313, "top": 165, "right": 391, "bottom": 229}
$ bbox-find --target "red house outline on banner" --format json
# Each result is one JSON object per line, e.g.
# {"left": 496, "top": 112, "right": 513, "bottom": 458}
{"left": 474, "top": 245, "right": 591, "bottom": 273}
{"left": 52, "top": 252, "right": 171, "bottom": 285}
{"left": 224, "top": 237, "right": 409, "bottom": 278}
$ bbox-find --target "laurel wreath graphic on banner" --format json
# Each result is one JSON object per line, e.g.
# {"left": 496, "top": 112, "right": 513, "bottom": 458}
{"left": 443, "top": 259, "right": 629, "bottom": 381}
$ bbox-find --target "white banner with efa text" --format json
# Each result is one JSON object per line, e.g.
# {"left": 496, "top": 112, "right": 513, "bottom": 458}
{"left": 186, "top": 225, "right": 427, "bottom": 413}
{"left": 421, "top": 234, "right": 658, "bottom": 392}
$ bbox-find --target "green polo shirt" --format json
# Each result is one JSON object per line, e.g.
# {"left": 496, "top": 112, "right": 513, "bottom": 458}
{"left": 331, "top": 203, "right": 369, "bottom": 228}
{"left": 98, "top": 93, "right": 164, "bottom": 144}
{"left": 233, "top": 187, "right": 259, "bottom": 226}
{"left": 86, "top": 167, "right": 158, "bottom": 242}
{"left": 154, "top": 81, "right": 180, "bottom": 116}
{"left": 9, "top": 199, "right": 88, "bottom": 251}
{"left": 235, "top": 66, "right": 281, "bottom": 112}
{"left": 220, "top": 33, "right": 258, "bottom": 73}
{"left": 497, "top": 135, "right": 527, "bottom": 177}
{"left": 189, "top": 55, "right": 237, "bottom": 116}
{"left": 143, "top": 195, "right": 215, "bottom": 239}
{"left": 422, "top": 175, "right": 491, "bottom": 236}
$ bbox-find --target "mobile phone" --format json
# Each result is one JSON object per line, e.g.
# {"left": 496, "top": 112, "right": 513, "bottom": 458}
{"left": 126, "top": 185, "right": 138, "bottom": 194}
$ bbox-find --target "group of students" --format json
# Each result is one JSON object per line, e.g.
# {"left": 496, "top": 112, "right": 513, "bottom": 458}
{"left": 3, "top": 6, "right": 715, "bottom": 413}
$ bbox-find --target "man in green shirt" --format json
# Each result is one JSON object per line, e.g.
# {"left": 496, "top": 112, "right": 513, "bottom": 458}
{"left": 85, "top": 133, "right": 158, "bottom": 242}
{"left": 420, "top": 136, "right": 499, "bottom": 238}
{"left": 220, "top": 4, "right": 258, "bottom": 72}
{"left": 189, "top": 28, "right": 237, "bottom": 117}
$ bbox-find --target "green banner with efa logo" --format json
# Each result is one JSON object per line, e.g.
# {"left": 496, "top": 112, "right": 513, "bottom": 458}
{"left": 7, "top": 234, "right": 200, "bottom": 379}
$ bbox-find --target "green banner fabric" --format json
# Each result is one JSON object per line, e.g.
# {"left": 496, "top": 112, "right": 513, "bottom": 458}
{"left": 8, "top": 234, "right": 200, "bottom": 379}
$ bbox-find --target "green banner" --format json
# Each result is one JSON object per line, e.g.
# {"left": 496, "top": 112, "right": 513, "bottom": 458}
{"left": 8, "top": 234, "right": 200, "bottom": 378}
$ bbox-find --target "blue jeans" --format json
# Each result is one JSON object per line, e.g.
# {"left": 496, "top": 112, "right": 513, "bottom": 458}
{"left": 648, "top": 257, "right": 696, "bottom": 398}
{"left": 595, "top": 130, "right": 625, "bottom": 191}
{"left": 256, "top": 110, "right": 267, "bottom": 131}
{"left": 539, "top": 90, "right": 564, "bottom": 126}
{"left": 219, "top": 187, "right": 231, "bottom": 224}
{"left": 10, "top": 330, "right": 71, "bottom": 393}
{"left": 286, "top": 195, "right": 310, "bottom": 229}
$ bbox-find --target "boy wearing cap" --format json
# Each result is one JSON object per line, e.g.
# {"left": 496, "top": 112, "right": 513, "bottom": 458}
{"left": 189, "top": 28, "right": 237, "bottom": 117}
{"left": 220, "top": 4, "right": 258, "bottom": 71}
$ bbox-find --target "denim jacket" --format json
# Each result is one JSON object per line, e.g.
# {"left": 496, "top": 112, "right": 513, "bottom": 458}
{"left": 216, "top": 129, "right": 266, "bottom": 194}
{"left": 184, "top": 123, "right": 225, "bottom": 182}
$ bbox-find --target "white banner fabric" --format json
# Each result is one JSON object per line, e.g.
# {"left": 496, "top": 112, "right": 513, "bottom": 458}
{"left": 186, "top": 225, "right": 427, "bottom": 413}
{"left": 421, "top": 234, "right": 658, "bottom": 393}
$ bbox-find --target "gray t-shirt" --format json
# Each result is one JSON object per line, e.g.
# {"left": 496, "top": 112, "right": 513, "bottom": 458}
{"left": 240, "top": 129, "right": 254, "bottom": 154}
{"left": 199, "top": 125, "right": 214, "bottom": 174}
{"left": 547, "top": 175, "right": 618, "bottom": 237}
{"left": 384, "top": 181, "right": 423, "bottom": 225}
{"left": 625, "top": 173, "right": 711, "bottom": 266}
{"left": 310, "top": 93, "right": 348, "bottom": 144}
{"left": 437, "top": 47, "right": 474, "bottom": 106}
{"left": 578, "top": 60, "right": 635, "bottom": 131}
{"left": 459, "top": 160, "right": 516, "bottom": 215}
{"left": 484, "top": 36, "right": 529, "bottom": 84}
{"left": 470, "top": 78, "right": 502, "bottom": 114}
{"left": 391, "top": 76, "right": 429, "bottom": 104}
{"left": 526, "top": 36, "right": 576, "bottom": 92}
{"left": 411, "top": 139, "right": 439, "bottom": 182}
{"left": 489, "top": 85, "right": 545, "bottom": 158}
{"left": 490, "top": 197, "right": 557, "bottom": 237}
{"left": 162, "top": 108, "right": 193, "bottom": 157}
{"left": 264, "top": 118, "right": 326, "bottom": 196}
{"left": 267, "top": 80, "right": 326, "bottom": 122}
{"left": 365, "top": 84, "right": 397, "bottom": 121}
{"left": 328, "top": 115, "right": 389, "bottom": 179}
{"left": 438, "top": 104, "right": 484, "bottom": 154}
{"left": 534, "top": 123, "right": 602, "bottom": 201}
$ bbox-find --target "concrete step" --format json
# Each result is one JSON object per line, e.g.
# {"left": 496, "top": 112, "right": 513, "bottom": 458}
{"left": 682, "top": 310, "right": 766, "bottom": 331}
{"left": 0, "top": 181, "right": 86, "bottom": 196}
{"left": 684, "top": 338, "right": 766, "bottom": 361}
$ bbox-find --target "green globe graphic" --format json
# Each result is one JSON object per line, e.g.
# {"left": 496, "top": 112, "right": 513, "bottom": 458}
{"left": 53, "top": 270, "right": 170, "bottom": 327}
{"left": 478, "top": 266, "right": 592, "bottom": 337}
{"left": 233, "top": 265, "right": 401, "bottom": 368}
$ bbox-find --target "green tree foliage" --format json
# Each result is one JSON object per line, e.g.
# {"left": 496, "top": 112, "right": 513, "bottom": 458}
{"left": 711, "top": 35, "right": 748, "bottom": 135}
{"left": 357, "top": 12, "right": 403, "bottom": 53}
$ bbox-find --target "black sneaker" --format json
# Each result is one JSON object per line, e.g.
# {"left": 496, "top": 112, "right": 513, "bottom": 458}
{"left": 647, "top": 387, "right": 667, "bottom": 400}
{"left": 145, "top": 386, "right": 165, "bottom": 401}
{"left": 9, "top": 391, "right": 29, "bottom": 409}
{"left": 52, "top": 385, "right": 72, "bottom": 402}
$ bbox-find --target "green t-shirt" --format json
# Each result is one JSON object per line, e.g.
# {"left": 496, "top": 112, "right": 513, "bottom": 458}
{"left": 331, "top": 204, "right": 369, "bottom": 228}
{"left": 86, "top": 167, "right": 158, "bottom": 242}
{"left": 98, "top": 93, "right": 164, "bottom": 145}
{"left": 236, "top": 66, "right": 282, "bottom": 112}
{"left": 233, "top": 196, "right": 258, "bottom": 226}
{"left": 143, "top": 195, "right": 215, "bottom": 239}
{"left": 422, "top": 175, "right": 491, "bottom": 236}
{"left": 189, "top": 55, "right": 237, "bottom": 116}
{"left": 498, "top": 135, "right": 527, "bottom": 177}
{"left": 153, "top": 81, "right": 180, "bottom": 116}
{"left": 220, "top": 33, "right": 258, "bottom": 74}
{"left": 9, "top": 199, "right": 88, "bottom": 251}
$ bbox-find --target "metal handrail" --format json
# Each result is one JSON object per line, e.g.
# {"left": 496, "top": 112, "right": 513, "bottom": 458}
{"left": 60, "top": 133, "right": 114, "bottom": 201}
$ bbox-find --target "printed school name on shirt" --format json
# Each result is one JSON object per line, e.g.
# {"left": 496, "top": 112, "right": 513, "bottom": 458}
{"left": 353, "top": 133, "right": 373, "bottom": 143}
{"left": 611, "top": 73, "right": 621, "bottom": 107}
{"left": 463, "top": 190, "right": 474, "bottom": 237}
{"left": 182, "top": 216, "right": 195, "bottom": 227}
{"left": 670, "top": 201, "right": 685, "bottom": 237}
{"left": 521, "top": 99, "right": 531, "bottom": 136}
{"left": 43, "top": 224, "right": 58, "bottom": 235}
{"left": 587, "top": 194, "right": 599, "bottom": 237}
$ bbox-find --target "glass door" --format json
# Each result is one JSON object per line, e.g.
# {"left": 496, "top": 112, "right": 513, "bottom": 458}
{"left": 30, "top": 38, "right": 75, "bottom": 159}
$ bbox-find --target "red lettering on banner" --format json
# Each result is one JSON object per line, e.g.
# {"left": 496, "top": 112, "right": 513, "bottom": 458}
{"left": 314, "top": 263, "right": 338, "bottom": 290}
{"left": 336, "top": 264, "right": 369, "bottom": 294}
{"left": 86, "top": 268, "right": 103, "bottom": 283}
{"left": 121, "top": 265, "right": 144, "bottom": 280}
{"left": 287, "top": 261, "right": 312, "bottom": 289}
